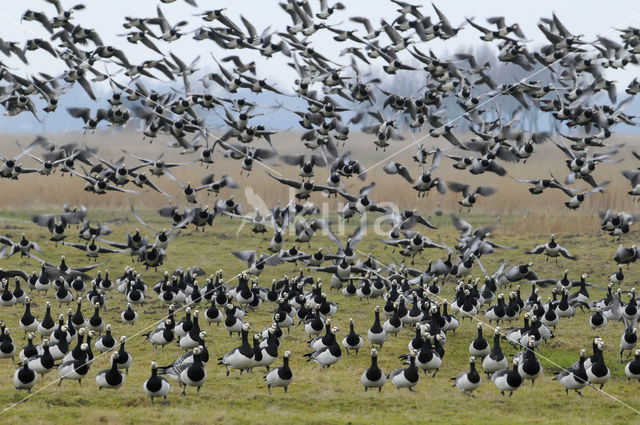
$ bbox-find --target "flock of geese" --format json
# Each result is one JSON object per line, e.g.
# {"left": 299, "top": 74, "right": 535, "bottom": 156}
{"left": 0, "top": 0, "right": 640, "bottom": 415}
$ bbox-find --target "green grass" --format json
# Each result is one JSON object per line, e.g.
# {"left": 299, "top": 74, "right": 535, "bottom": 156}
{"left": 0, "top": 211, "right": 639, "bottom": 424}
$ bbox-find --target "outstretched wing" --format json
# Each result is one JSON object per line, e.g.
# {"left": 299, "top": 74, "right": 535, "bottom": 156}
{"left": 558, "top": 246, "right": 577, "bottom": 260}
{"left": 526, "top": 244, "right": 546, "bottom": 255}
{"left": 244, "top": 186, "right": 270, "bottom": 213}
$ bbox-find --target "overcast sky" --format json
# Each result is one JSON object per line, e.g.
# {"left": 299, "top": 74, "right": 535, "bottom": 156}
{"left": 2, "top": 0, "right": 640, "bottom": 132}
{"left": 2, "top": 0, "right": 640, "bottom": 82}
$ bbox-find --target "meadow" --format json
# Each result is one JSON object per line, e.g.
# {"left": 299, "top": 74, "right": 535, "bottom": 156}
{"left": 0, "top": 131, "right": 639, "bottom": 424}
{"left": 0, "top": 208, "right": 638, "bottom": 425}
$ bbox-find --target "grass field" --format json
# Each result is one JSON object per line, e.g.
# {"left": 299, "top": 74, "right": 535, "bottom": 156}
{"left": 0, "top": 209, "right": 639, "bottom": 425}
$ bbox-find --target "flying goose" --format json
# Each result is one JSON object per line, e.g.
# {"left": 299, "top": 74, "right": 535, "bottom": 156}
{"left": 526, "top": 234, "right": 576, "bottom": 262}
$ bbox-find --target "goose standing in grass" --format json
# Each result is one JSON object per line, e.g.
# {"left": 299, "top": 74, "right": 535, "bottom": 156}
{"left": 361, "top": 348, "right": 386, "bottom": 392}
{"left": 205, "top": 300, "right": 222, "bottom": 326}
{"left": 28, "top": 339, "right": 55, "bottom": 377}
{"left": 57, "top": 343, "right": 90, "bottom": 386}
{"left": 342, "top": 279, "right": 358, "bottom": 297}
{"left": 121, "top": 303, "right": 138, "bottom": 325}
{"left": 484, "top": 294, "right": 506, "bottom": 324}
{"left": 516, "top": 337, "right": 543, "bottom": 385}
{"left": 482, "top": 328, "right": 508, "bottom": 377}
{"left": 408, "top": 333, "right": 442, "bottom": 377}
{"left": 305, "top": 329, "right": 342, "bottom": 369}
{"left": 304, "top": 309, "right": 324, "bottom": 337}
{"left": 383, "top": 303, "right": 403, "bottom": 336}
{"left": 469, "top": 323, "right": 490, "bottom": 358}
{"left": 590, "top": 307, "right": 607, "bottom": 330}
{"left": 87, "top": 302, "right": 105, "bottom": 334}
{"left": 542, "top": 296, "right": 560, "bottom": 329}
{"left": 623, "top": 289, "right": 638, "bottom": 323}
{"left": 85, "top": 331, "right": 96, "bottom": 365}
{"left": 48, "top": 326, "right": 70, "bottom": 360}
{"left": 441, "top": 303, "right": 459, "bottom": 334}
{"left": 33, "top": 266, "right": 50, "bottom": 294}
{"left": 342, "top": 318, "right": 364, "bottom": 354}
{"left": 0, "top": 328, "right": 15, "bottom": 363}
{"left": 254, "top": 329, "right": 278, "bottom": 371}
{"left": 114, "top": 336, "right": 132, "bottom": 374}
{"left": 145, "top": 320, "right": 175, "bottom": 348}
{"left": 218, "top": 323, "right": 254, "bottom": 375}
{"left": 174, "top": 308, "right": 194, "bottom": 339}
{"left": 224, "top": 304, "right": 244, "bottom": 337}
{"left": 144, "top": 361, "right": 171, "bottom": 404}
{"left": 157, "top": 344, "right": 208, "bottom": 375}
{"left": 555, "top": 290, "right": 576, "bottom": 319}
{"left": 555, "top": 349, "right": 589, "bottom": 396}
{"left": 491, "top": 359, "right": 523, "bottom": 396}
{"left": 178, "top": 346, "right": 207, "bottom": 395}
{"left": 506, "top": 314, "right": 530, "bottom": 347}
{"left": 601, "top": 289, "right": 623, "bottom": 321}
{"left": 610, "top": 266, "right": 624, "bottom": 285}
{"left": 126, "top": 280, "right": 145, "bottom": 305}
{"left": 308, "top": 321, "right": 336, "bottom": 352}
{"left": 71, "top": 277, "right": 88, "bottom": 295}
{"left": 452, "top": 356, "right": 481, "bottom": 396}
{"left": 179, "top": 310, "right": 202, "bottom": 349}
{"left": 14, "top": 359, "right": 38, "bottom": 392}
{"left": 95, "top": 324, "right": 117, "bottom": 353}
{"left": 620, "top": 323, "right": 638, "bottom": 361}
{"left": 264, "top": 351, "right": 293, "bottom": 394}
{"left": 19, "top": 332, "right": 37, "bottom": 362}
{"left": 586, "top": 339, "right": 610, "bottom": 389}
{"left": 19, "top": 297, "right": 39, "bottom": 337}
{"left": 568, "top": 274, "right": 592, "bottom": 308}
{"left": 70, "top": 299, "right": 85, "bottom": 330}
{"left": 38, "top": 302, "right": 56, "bottom": 340}
{"left": 96, "top": 352, "right": 126, "bottom": 389}
{"left": 181, "top": 328, "right": 206, "bottom": 352}
{"left": 55, "top": 282, "right": 74, "bottom": 307}
{"left": 625, "top": 349, "right": 640, "bottom": 382}
{"left": 368, "top": 305, "right": 387, "bottom": 348}
{"left": 13, "top": 279, "right": 26, "bottom": 304}
{"left": 51, "top": 314, "right": 70, "bottom": 344}
{"left": 388, "top": 350, "right": 419, "bottom": 391}
{"left": 408, "top": 324, "right": 425, "bottom": 352}
{"left": 273, "top": 311, "right": 293, "bottom": 336}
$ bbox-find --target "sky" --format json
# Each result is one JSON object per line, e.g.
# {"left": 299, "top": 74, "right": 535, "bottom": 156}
{"left": 1, "top": 0, "right": 640, "bottom": 132}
